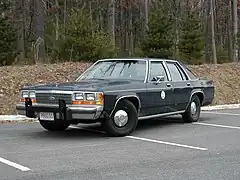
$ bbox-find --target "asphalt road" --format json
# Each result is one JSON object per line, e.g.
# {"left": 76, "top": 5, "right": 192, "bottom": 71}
{"left": 0, "top": 109, "right": 240, "bottom": 180}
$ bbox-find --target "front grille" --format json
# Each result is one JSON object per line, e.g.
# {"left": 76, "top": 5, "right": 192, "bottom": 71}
{"left": 36, "top": 93, "right": 72, "bottom": 104}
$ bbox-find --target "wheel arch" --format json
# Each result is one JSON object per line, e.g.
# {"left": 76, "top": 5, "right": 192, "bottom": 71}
{"left": 189, "top": 90, "right": 205, "bottom": 105}
{"left": 184, "top": 90, "right": 205, "bottom": 113}
{"left": 109, "top": 95, "right": 141, "bottom": 117}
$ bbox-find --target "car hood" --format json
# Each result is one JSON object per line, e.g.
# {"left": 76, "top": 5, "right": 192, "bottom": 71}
{"left": 22, "top": 79, "right": 135, "bottom": 92}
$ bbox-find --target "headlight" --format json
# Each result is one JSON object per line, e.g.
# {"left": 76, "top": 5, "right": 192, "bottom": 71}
{"left": 22, "top": 91, "right": 29, "bottom": 98}
{"left": 19, "top": 90, "right": 36, "bottom": 103}
{"left": 72, "top": 92, "right": 103, "bottom": 105}
{"left": 86, "top": 93, "right": 95, "bottom": 101}
{"left": 75, "top": 93, "right": 84, "bottom": 100}
{"left": 29, "top": 91, "right": 36, "bottom": 98}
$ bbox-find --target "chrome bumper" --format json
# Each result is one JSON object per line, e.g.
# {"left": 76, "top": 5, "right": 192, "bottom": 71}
{"left": 16, "top": 103, "right": 103, "bottom": 120}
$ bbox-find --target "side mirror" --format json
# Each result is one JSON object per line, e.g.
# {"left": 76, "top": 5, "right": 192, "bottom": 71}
{"left": 156, "top": 75, "right": 165, "bottom": 83}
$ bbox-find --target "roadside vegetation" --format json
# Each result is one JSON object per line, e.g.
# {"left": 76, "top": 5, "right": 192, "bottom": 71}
{"left": 0, "top": 0, "right": 239, "bottom": 65}
{"left": 0, "top": 62, "right": 240, "bottom": 115}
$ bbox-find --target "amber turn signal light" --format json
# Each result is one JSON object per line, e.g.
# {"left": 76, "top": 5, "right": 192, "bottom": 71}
{"left": 19, "top": 98, "right": 36, "bottom": 103}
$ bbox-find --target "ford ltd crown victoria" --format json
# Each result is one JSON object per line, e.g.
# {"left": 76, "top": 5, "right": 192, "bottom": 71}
{"left": 16, "top": 58, "right": 215, "bottom": 136}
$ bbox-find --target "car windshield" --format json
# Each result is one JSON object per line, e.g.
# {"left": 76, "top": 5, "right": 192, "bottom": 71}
{"left": 78, "top": 60, "right": 147, "bottom": 81}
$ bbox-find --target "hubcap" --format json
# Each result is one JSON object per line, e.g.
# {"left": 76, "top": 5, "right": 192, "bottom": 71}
{"left": 114, "top": 110, "right": 128, "bottom": 127}
{"left": 190, "top": 101, "right": 197, "bottom": 115}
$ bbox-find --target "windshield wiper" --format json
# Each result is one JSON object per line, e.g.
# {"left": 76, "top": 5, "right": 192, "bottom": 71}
{"left": 90, "top": 77, "right": 106, "bottom": 80}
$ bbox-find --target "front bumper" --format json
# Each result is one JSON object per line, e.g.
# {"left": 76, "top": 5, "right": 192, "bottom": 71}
{"left": 16, "top": 99, "right": 103, "bottom": 121}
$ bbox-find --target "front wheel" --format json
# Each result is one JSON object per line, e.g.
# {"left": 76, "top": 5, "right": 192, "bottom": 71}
{"left": 101, "top": 99, "right": 138, "bottom": 137}
{"left": 39, "top": 120, "right": 70, "bottom": 131}
{"left": 182, "top": 95, "right": 201, "bottom": 123}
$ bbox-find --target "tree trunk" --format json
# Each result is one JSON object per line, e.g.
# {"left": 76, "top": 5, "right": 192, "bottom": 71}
{"left": 210, "top": 0, "right": 217, "bottom": 64}
{"left": 109, "top": 0, "right": 115, "bottom": 46}
{"left": 55, "top": 0, "right": 59, "bottom": 41}
{"left": 32, "top": 0, "right": 45, "bottom": 63}
{"left": 14, "top": 0, "right": 25, "bottom": 61}
{"left": 233, "top": 0, "right": 238, "bottom": 62}
{"left": 89, "top": 1, "right": 93, "bottom": 36}
{"left": 173, "top": 0, "right": 181, "bottom": 60}
{"left": 204, "top": 0, "right": 210, "bottom": 63}
{"left": 144, "top": 0, "right": 149, "bottom": 32}
{"left": 97, "top": 0, "right": 103, "bottom": 30}
{"left": 120, "top": 1, "right": 125, "bottom": 55}
{"left": 129, "top": 4, "right": 134, "bottom": 56}
{"left": 63, "top": 0, "right": 67, "bottom": 41}
{"left": 228, "top": 0, "right": 233, "bottom": 62}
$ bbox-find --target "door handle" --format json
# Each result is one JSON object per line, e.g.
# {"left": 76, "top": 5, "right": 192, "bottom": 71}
{"left": 167, "top": 83, "right": 172, "bottom": 87}
{"left": 186, "top": 82, "right": 191, "bottom": 86}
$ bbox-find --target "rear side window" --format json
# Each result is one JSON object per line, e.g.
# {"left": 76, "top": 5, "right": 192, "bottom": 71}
{"left": 184, "top": 66, "right": 198, "bottom": 80}
{"left": 178, "top": 62, "right": 198, "bottom": 80}
{"left": 175, "top": 64, "right": 187, "bottom": 80}
{"left": 166, "top": 62, "right": 183, "bottom": 81}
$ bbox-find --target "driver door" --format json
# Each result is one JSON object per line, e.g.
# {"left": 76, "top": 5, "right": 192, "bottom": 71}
{"left": 145, "top": 60, "right": 174, "bottom": 116}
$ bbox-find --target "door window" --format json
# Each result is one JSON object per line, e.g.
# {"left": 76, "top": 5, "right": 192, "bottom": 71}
{"left": 149, "top": 61, "right": 168, "bottom": 82}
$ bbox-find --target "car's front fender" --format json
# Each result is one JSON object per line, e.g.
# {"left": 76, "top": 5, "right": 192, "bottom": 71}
{"left": 103, "top": 92, "right": 141, "bottom": 117}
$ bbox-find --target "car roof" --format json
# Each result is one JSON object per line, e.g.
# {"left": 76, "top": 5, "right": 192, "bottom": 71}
{"left": 98, "top": 58, "right": 179, "bottom": 63}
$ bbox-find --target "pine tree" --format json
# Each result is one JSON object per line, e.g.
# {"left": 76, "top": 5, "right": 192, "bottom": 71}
{"left": 0, "top": 0, "right": 11, "bottom": 20}
{"left": 61, "top": 9, "right": 117, "bottom": 61}
{"left": 178, "top": 10, "right": 204, "bottom": 64}
{"left": 0, "top": 1, "right": 17, "bottom": 66}
{"left": 139, "top": 5, "right": 175, "bottom": 59}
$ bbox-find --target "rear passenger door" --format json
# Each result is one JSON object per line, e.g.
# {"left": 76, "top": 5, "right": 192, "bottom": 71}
{"left": 145, "top": 60, "right": 174, "bottom": 116}
{"left": 164, "top": 61, "right": 192, "bottom": 112}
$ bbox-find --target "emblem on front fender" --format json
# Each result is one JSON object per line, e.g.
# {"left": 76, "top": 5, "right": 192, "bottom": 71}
{"left": 49, "top": 96, "right": 55, "bottom": 101}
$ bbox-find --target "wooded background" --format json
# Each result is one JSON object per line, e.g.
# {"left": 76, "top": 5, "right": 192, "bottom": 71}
{"left": 1, "top": 0, "right": 240, "bottom": 66}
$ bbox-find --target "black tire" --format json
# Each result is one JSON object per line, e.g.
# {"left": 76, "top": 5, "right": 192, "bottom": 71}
{"left": 39, "top": 120, "right": 70, "bottom": 131}
{"left": 182, "top": 95, "right": 201, "bottom": 123}
{"left": 102, "top": 99, "right": 138, "bottom": 137}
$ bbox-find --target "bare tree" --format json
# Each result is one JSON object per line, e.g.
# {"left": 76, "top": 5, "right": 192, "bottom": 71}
{"left": 144, "top": 0, "right": 149, "bottom": 32}
{"left": 204, "top": 0, "right": 210, "bottom": 63}
{"left": 228, "top": 0, "right": 233, "bottom": 62}
{"left": 14, "top": 0, "right": 25, "bottom": 61}
{"left": 233, "top": 0, "right": 238, "bottom": 62}
{"left": 109, "top": 0, "right": 115, "bottom": 46}
{"left": 210, "top": 0, "right": 217, "bottom": 64}
{"left": 32, "top": 0, "right": 45, "bottom": 63}
{"left": 63, "top": 0, "right": 67, "bottom": 40}
{"left": 55, "top": 0, "right": 59, "bottom": 41}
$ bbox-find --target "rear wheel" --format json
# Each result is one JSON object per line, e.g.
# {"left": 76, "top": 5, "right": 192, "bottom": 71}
{"left": 182, "top": 95, "right": 201, "bottom": 123}
{"left": 39, "top": 120, "right": 70, "bottom": 131}
{"left": 101, "top": 99, "right": 138, "bottom": 137}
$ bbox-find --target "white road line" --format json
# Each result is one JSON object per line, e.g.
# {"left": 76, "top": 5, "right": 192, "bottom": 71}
{"left": 193, "top": 122, "right": 240, "bottom": 130}
{"left": 126, "top": 136, "right": 208, "bottom": 151}
{"left": 0, "top": 157, "right": 31, "bottom": 172}
{"left": 202, "top": 111, "right": 240, "bottom": 116}
{"left": 69, "top": 126, "right": 208, "bottom": 151}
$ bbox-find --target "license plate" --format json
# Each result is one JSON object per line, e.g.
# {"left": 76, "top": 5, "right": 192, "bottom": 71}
{"left": 39, "top": 112, "right": 54, "bottom": 121}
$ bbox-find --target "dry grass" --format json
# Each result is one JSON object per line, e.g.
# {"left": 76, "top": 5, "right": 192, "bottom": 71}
{"left": 189, "top": 62, "right": 240, "bottom": 105}
{"left": 0, "top": 62, "right": 240, "bottom": 115}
